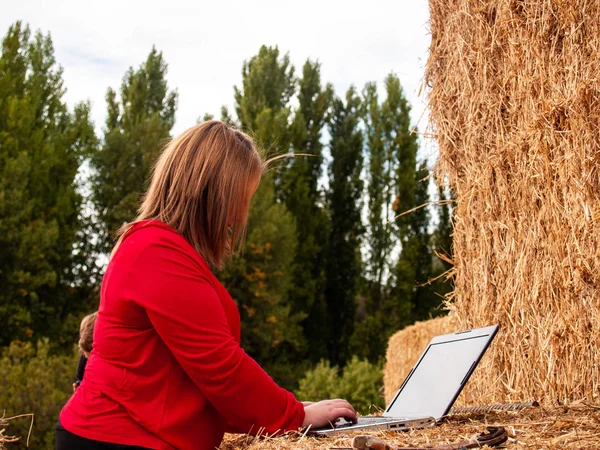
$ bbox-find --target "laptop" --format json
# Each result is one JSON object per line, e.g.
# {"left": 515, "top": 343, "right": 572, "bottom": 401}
{"left": 312, "top": 324, "right": 499, "bottom": 435}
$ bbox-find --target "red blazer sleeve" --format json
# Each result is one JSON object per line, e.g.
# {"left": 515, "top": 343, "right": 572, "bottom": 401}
{"left": 128, "top": 236, "right": 305, "bottom": 435}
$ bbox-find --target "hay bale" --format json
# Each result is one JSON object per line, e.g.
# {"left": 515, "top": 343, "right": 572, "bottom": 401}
{"left": 426, "top": 0, "right": 600, "bottom": 405}
{"left": 383, "top": 314, "right": 458, "bottom": 405}
{"left": 219, "top": 404, "right": 600, "bottom": 449}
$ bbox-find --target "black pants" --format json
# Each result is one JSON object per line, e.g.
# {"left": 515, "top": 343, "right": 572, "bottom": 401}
{"left": 55, "top": 422, "right": 153, "bottom": 450}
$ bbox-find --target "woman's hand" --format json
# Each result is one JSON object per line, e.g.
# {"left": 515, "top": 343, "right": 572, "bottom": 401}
{"left": 302, "top": 399, "right": 357, "bottom": 429}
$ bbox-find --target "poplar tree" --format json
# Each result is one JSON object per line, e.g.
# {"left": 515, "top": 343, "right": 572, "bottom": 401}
{"left": 324, "top": 87, "right": 364, "bottom": 366}
{"left": 218, "top": 175, "right": 305, "bottom": 388}
{"left": 363, "top": 82, "right": 394, "bottom": 314}
{"left": 350, "top": 82, "right": 393, "bottom": 360}
{"left": 391, "top": 162, "right": 437, "bottom": 323}
{"left": 352, "top": 74, "right": 449, "bottom": 360}
{"left": 90, "top": 47, "right": 177, "bottom": 255}
{"left": 234, "top": 45, "right": 295, "bottom": 198}
{"left": 433, "top": 185, "right": 453, "bottom": 272}
{"left": 384, "top": 73, "right": 443, "bottom": 326}
{"left": 219, "top": 46, "right": 304, "bottom": 388}
{"left": 282, "top": 60, "right": 332, "bottom": 362}
{"left": 383, "top": 73, "right": 420, "bottom": 331}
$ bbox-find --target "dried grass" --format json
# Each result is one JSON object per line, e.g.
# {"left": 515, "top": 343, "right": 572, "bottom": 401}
{"left": 0, "top": 412, "right": 32, "bottom": 450}
{"left": 219, "top": 403, "right": 600, "bottom": 449}
{"left": 426, "top": 0, "right": 600, "bottom": 406}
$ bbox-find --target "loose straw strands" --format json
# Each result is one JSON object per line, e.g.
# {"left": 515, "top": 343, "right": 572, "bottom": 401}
{"left": 0, "top": 412, "right": 33, "bottom": 449}
{"left": 219, "top": 404, "right": 600, "bottom": 449}
{"left": 426, "top": 0, "right": 600, "bottom": 406}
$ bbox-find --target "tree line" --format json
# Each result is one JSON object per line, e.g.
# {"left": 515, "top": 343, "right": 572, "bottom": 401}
{"left": 0, "top": 22, "right": 452, "bottom": 389}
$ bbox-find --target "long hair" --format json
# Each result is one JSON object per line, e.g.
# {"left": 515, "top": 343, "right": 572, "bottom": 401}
{"left": 113, "top": 120, "right": 264, "bottom": 268}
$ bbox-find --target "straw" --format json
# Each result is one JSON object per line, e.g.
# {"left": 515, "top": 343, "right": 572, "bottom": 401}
{"left": 425, "top": 0, "right": 600, "bottom": 406}
{"left": 219, "top": 403, "right": 600, "bottom": 449}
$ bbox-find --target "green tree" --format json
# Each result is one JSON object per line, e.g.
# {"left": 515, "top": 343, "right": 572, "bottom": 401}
{"left": 382, "top": 74, "right": 427, "bottom": 328}
{"left": 234, "top": 45, "right": 295, "bottom": 198}
{"left": 324, "top": 87, "right": 364, "bottom": 366}
{"left": 384, "top": 73, "right": 443, "bottom": 325}
{"left": 217, "top": 46, "right": 305, "bottom": 388}
{"left": 362, "top": 82, "right": 393, "bottom": 312}
{"left": 352, "top": 74, "right": 448, "bottom": 361}
{"left": 218, "top": 174, "right": 305, "bottom": 388}
{"left": 384, "top": 74, "right": 418, "bottom": 247}
{"left": 91, "top": 47, "right": 177, "bottom": 255}
{"left": 381, "top": 73, "right": 420, "bottom": 332}
{"left": 282, "top": 60, "right": 333, "bottom": 362}
{"left": 392, "top": 162, "right": 439, "bottom": 323}
{"left": 0, "top": 22, "right": 97, "bottom": 346}
{"left": 350, "top": 82, "right": 394, "bottom": 361}
{"left": 295, "top": 360, "right": 339, "bottom": 403}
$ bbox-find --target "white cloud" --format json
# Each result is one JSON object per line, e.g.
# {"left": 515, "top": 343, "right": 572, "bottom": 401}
{"left": 1, "top": 0, "right": 431, "bottom": 137}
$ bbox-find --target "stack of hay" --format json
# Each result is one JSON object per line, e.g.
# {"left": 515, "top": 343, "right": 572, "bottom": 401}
{"left": 389, "top": 0, "right": 600, "bottom": 407}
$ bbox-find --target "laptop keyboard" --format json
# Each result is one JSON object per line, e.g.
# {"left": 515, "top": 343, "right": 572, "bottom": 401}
{"left": 335, "top": 416, "right": 402, "bottom": 428}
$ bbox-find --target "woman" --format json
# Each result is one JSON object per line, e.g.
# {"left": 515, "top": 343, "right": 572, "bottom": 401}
{"left": 56, "top": 121, "right": 357, "bottom": 450}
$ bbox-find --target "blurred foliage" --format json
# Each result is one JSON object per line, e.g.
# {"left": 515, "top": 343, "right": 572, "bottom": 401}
{"left": 0, "top": 339, "right": 76, "bottom": 449}
{"left": 296, "top": 356, "right": 385, "bottom": 415}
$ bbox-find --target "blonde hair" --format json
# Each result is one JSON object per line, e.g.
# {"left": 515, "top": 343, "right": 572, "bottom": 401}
{"left": 114, "top": 120, "right": 265, "bottom": 268}
{"left": 78, "top": 312, "right": 97, "bottom": 355}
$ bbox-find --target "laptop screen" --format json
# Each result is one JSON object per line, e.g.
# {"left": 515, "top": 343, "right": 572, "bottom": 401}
{"left": 385, "top": 334, "right": 490, "bottom": 420}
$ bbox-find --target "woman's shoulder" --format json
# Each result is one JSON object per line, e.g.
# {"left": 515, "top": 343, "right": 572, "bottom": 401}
{"left": 125, "top": 220, "right": 183, "bottom": 242}
{"left": 118, "top": 220, "right": 183, "bottom": 250}
{"left": 117, "top": 220, "right": 210, "bottom": 271}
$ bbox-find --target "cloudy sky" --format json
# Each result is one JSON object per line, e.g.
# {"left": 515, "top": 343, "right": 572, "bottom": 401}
{"left": 2, "top": 0, "right": 432, "bottom": 152}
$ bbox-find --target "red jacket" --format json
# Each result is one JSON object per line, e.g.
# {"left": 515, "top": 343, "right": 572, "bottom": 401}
{"left": 60, "top": 221, "right": 305, "bottom": 450}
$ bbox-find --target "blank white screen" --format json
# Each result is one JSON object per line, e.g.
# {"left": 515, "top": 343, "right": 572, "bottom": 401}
{"left": 386, "top": 335, "right": 489, "bottom": 419}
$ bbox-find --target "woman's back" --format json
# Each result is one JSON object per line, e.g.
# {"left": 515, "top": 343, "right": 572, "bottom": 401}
{"left": 60, "top": 221, "right": 302, "bottom": 450}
